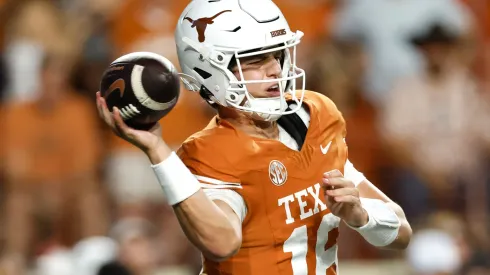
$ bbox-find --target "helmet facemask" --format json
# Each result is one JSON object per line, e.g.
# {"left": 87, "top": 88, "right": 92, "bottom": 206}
{"left": 223, "top": 34, "right": 306, "bottom": 121}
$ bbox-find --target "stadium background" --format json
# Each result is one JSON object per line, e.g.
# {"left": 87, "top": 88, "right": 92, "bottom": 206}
{"left": 0, "top": 0, "right": 489, "bottom": 274}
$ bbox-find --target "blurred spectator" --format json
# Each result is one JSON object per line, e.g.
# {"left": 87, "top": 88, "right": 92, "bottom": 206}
{"left": 380, "top": 22, "right": 490, "bottom": 222}
{"left": 2, "top": 0, "right": 74, "bottom": 103}
{"left": 0, "top": 56, "right": 7, "bottom": 102}
{"left": 462, "top": 249, "right": 490, "bottom": 275}
{"left": 70, "top": 6, "right": 115, "bottom": 101}
{"left": 458, "top": 0, "right": 490, "bottom": 91}
{"left": 406, "top": 229, "right": 462, "bottom": 275}
{"left": 0, "top": 0, "right": 9, "bottom": 101}
{"left": 98, "top": 218, "right": 195, "bottom": 275}
{"left": 72, "top": 236, "right": 119, "bottom": 275}
{"left": 406, "top": 211, "right": 490, "bottom": 275}
{"left": 107, "top": 218, "right": 160, "bottom": 275}
{"left": 422, "top": 212, "right": 473, "bottom": 265}
{"left": 98, "top": 262, "right": 132, "bottom": 275}
{"left": 1, "top": 51, "right": 108, "bottom": 273}
{"left": 332, "top": 0, "right": 473, "bottom": 106}
{"left": 108, "top": 0, "right": 182, "bottom": 59}
{"left": 35, "top": 247, "right": 74, "bottom": 275}
{"left": 274, "top": 0, "right": 336, "bottom": 43}
{"left": 35, "top": 236, "right": 117, "bottom": 275}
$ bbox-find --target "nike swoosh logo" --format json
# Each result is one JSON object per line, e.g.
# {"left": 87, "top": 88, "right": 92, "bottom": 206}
{"left": 107, "top": 78, "right": 125, "bottom": 98}
{"left": 320, "top": 141, "right": 332, "bottom": 155}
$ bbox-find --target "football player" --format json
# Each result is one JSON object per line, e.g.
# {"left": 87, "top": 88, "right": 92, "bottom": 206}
{"left": 96, "top": 0, "right": 412, "bottom": 274}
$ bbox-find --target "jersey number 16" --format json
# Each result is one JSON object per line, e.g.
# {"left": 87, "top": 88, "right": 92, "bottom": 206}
{"left": 283, "top": 213, "right": 340, "bottom": 275}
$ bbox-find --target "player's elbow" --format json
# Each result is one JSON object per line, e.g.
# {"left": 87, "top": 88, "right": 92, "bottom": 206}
{"left": 204, "top": 232, "right": 241, "bottom": 262}
{"left": 386, "top": 202, "right": 413, "bottom": 250}
{"left": 395, "top": 219, "right": 413, "bottom": 250}
{"left": 207, "top": 244, "right": 240, "bottom": 262}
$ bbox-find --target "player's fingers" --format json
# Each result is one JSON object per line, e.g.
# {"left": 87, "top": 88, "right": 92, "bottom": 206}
{"left": 324, "top": 195, "right": 337, "bottom": 209}
{"left": 325, "top": 199, "right": 344, "bottom": 217}
{"left": 96, "top": 91, "right": 107, "bottom": 110}
{"left": 333, "top": 195, "right": 359, "bottom": 204}
{"left": 112, "top": 107, "right": 133, "bottom": 136}
{"left": 95, "top": 92, "right": 104, "bottom": 118}
{"left": 96, "top": 92, "right": 111, "bottom": 125}
{"left": 326, "top": 187, "right": 359, "bottom": 198}
{"left": 322, "top": 177, "right": 355, "bottom": 189}
{"left": 323, "top": 169, "right": 343, "bottom": 179}
{"left": 98, "top": 95, "right": 115, "bottom": 128}
{"left": 113, "top": 107, "right": 143, "bottom": 142}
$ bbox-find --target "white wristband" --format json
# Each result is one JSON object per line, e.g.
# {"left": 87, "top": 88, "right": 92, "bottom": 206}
{"left": 151, "top": 152, "right": 201, "bottom": 205}
{"left": 347, "top": 198, "right": 401, "bottom": 247}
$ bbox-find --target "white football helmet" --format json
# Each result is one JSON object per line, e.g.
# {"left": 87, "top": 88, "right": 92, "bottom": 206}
{"left": 175, "top": 0, "right": 305, "bottom": 121}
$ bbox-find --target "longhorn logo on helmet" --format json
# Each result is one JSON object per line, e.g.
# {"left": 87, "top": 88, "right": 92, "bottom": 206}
{"left": 184, "top": 10, "right": 232, "bottom": 42}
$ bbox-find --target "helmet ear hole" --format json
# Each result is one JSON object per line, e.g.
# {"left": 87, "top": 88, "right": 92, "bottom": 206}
{"left": 216, "top": 53, "right": 225, "bottom": 63}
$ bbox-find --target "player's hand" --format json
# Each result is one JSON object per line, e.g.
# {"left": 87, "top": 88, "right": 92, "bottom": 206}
{"left": 322, "top": 170, "right": 368, "bottom": 228}
{"left": 96, "top": 91, "right": 162, "bottom": 153}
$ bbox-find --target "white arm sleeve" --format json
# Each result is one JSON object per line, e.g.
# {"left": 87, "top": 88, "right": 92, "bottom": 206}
{"left": 204, "top": 189, "right": 247, "bottom": 223}
{"left": 344, "top": 159, "right": 366, "bottom": 187}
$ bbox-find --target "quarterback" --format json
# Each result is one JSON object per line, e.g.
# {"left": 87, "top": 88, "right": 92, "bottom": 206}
{"left": 96, "top": 0, "right": 412, "bottom": 274}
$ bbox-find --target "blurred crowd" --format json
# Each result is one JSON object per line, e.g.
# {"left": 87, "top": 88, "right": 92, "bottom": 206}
{"left": 0, "top": 0, "right": 489, "bottom": 274}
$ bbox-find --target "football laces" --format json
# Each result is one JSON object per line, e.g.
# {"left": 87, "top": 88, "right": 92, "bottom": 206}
{"left": 119, "top": 104, "right": 141, "bottom": 120}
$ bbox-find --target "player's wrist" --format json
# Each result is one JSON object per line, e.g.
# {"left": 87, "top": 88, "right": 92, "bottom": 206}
{"left": 144, "top": 139, "right": 171, "bottom": 165}
{"left": 345, "top": 208, "right": 369, "bottom": 228}
{"left": 151, "top": 151, "right": 201, "bottom": 205}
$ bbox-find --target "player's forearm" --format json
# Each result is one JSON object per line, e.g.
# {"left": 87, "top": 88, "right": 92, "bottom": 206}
{"left": 347, "top": 199, "right": 411, "bottom": 250}
{"left": 145, "top": 139, "right": 173, "bottom": 165}
{"left": 147, "top": 142, "right": 241, "bottom": 261}
{"left": 356, "top": 180, "right": 412, "bottom": 249}
{"left": 173, "top": 192, "right": 242, "bottom": 261}
{"left": 381, "top": 202, "right": 412, "bottom": 250}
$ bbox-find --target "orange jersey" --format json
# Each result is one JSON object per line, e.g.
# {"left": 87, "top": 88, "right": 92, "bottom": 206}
{"left": 178, "top": 91, "right": 348, "bottom": 275}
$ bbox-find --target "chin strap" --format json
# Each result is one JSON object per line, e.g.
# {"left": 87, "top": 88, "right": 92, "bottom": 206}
{"left": 242, "top": 95, "right": 288, "bottom": 121}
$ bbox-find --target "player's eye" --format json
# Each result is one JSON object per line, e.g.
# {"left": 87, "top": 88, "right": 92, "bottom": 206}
{"left": 274, "top": 52, "right": 282, "bottom": 60}
{"left": 242, "top": 57, "right": 265, "bottom": 67}
{"left": 248, "top": 59, "right": 264, "bottom": 65}
{"left": 274, "top": 51, "right": 284, "bottom": 63}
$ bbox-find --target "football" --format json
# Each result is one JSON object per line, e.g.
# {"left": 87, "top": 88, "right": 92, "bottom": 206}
{"left": 100, "top": 52, "right": 180, "bottom": 130}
